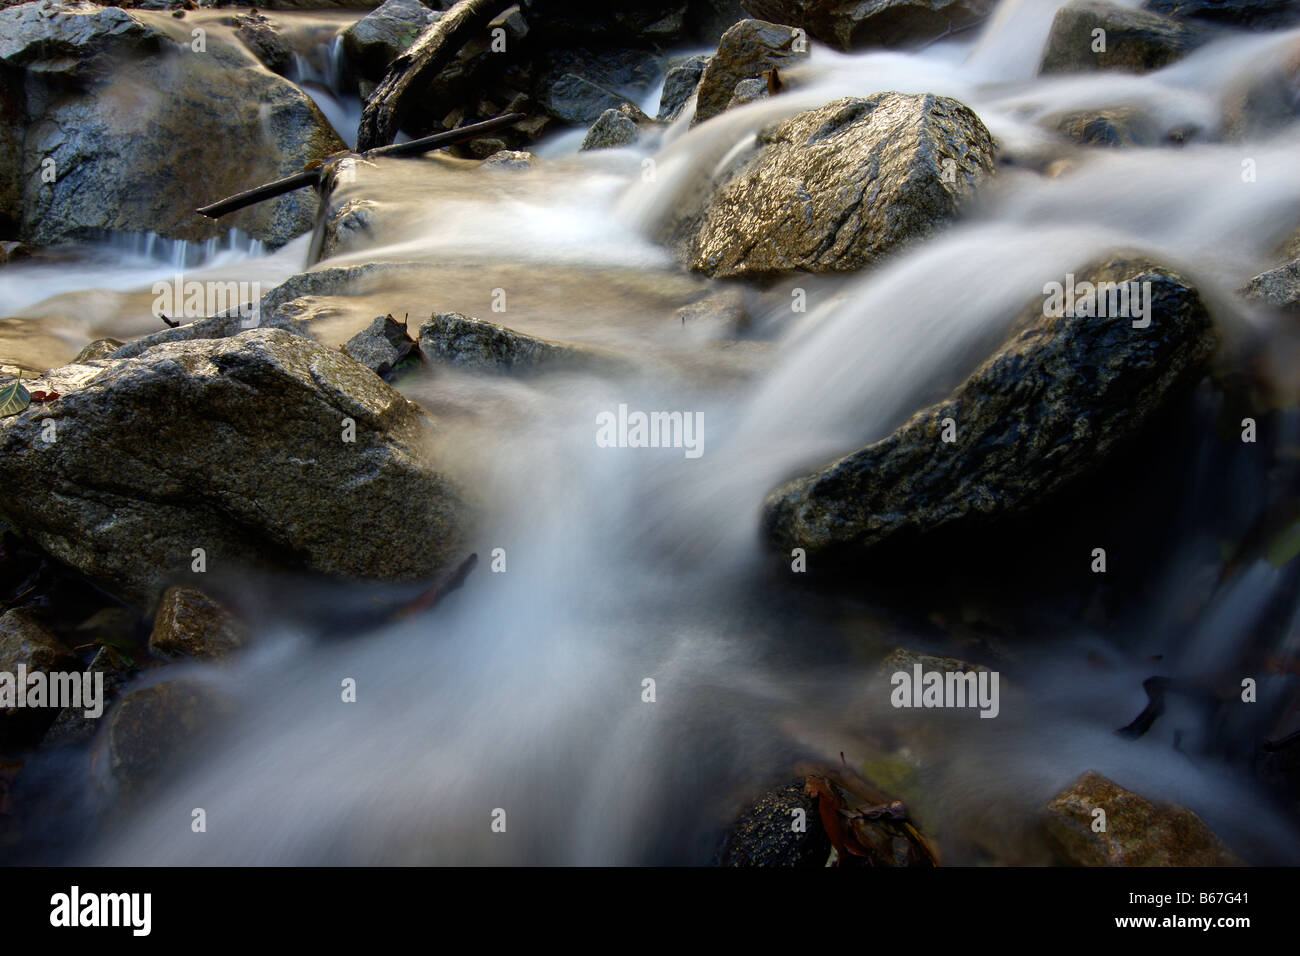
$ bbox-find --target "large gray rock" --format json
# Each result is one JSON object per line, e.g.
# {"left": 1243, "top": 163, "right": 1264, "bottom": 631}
{"left": 0, "top": 329, "right": 470, "bottom": 608}
{"left": 341, "top": 0, "right": 440, "bottom": 82}
{"left": 693, "top": 18, "right": 807, "bottom": 126}
{"left": 685, "top": 94, "right": 996, "bottom": 279}
{"left": 1040, "top": 0, "right": 1212, "bottom": 75}
{"left": 342, "top": 313, "right": 420, "bottom": 377}
{"left": 741, "top": 0, "right": 995, "bottom": 51}
{"left": 0, "top": 1, "right": 344, "bottom": 247}
{"left": 763, "top": 256, "right": 1217, "bottom": 557}
{"left": 234, "top": 11, "right": 292, "bottom": 76}
{"left": 1044, "top": 771, "right": 1241, "bottom": 865}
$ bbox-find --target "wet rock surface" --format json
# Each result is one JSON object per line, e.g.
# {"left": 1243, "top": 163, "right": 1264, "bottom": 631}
{"left": 0, "top": 329, "right": 470, "bottom": 609}
{"left": 685, "top": 94, "right": 996, "bottom": 278}
{"left": 715, "top": 780, "right": 830, "bottom": 866}
{"left": 1040, "top": 0, "right": 1213, "bottom": 75}
{"left": 148, "top": 585, "right": 247, "bottom": 661}
{"left": 1043, "top": 770, "right": 1242, "bottom": 865}
{"left": 693, "top": 18, "right": 807, "bottom": 126}
{"left": 763, "top": 256, "right": 1218, "bottom": 558}
{"left": 0, "top": 1, "right": 344, "bottom": 246}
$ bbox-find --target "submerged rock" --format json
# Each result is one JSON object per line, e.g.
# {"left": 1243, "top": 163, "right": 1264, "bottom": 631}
{"left": 763, "top": 256, "right": 1217, "bottom": 558}
{"left": 741, "top": 0, "right": 994, "bottom": 51}
{"left": 686, "top": 94, "right": 996, "bottom": 279}
{"left": 148, "top": 586, "right": 247, "bottom": 661}
{"left": 418, "top": 312, "right": 616, "bottom": 373}
{"left": 715, "top": 781, "right": 830, "bottom": 866}
{"left": 0, "top": 329, "right": 470, "bottom": 609}
{"left": 1044, "top": 771, "right": 1242, "bottom": 865}
{"left": 96, "top": 679, "right": 230, "bottom": 798}
{"left": 1040, "top": 0, "right": 1212, "bottom": 75}
{"left": 0, "top": 1, "right": 344, "bottom": 247}
{"left": 693, "top": 19, "right": 807, "bottom": 126}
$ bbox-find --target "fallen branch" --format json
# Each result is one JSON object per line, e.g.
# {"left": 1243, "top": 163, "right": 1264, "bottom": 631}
{"left": 356, "top": 0, "right": 511, "bottom": 152}
{"left": 196, "top": 112, "right": 527, "bottom": 220}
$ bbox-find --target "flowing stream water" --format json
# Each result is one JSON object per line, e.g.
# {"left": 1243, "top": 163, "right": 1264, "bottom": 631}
{"left": 7, "top": 0, "right": 1300, "bottom": 864}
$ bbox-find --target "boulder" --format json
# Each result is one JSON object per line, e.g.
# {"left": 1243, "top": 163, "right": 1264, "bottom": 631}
{"left": 1144, "top": 0, "right": 1300, "bottom": 30}
{"left": 342, "top": 313, "right": 421, "bottom": 377}
{"left": 693, "top": 19, "right": 807, "bottom": 126}
{"left": 0, "top": 329, "right": 470, "bottom": 609}
{"left": 541, "top": 72, "right": 638, "bottom": 124}
{"left": 1040, "top": 0, "right": 1212, "bottom": 75}
{"left": 418, "top": 312, "right": 614, "bottom": 373}
{"left": 762, "top": 256, "right": 1217, "bottom": 558}
{"left": 685, "top": 94, "right": 996, "bottom": 279}
{"left": 148, "top": 585, "right": 247, "bottom": 661}
{"left": 741, "top": 0, "right": 994, "bottom": 51}
{"left": 1044, "top": 771, "right": 1242, "bottom": 865}
{"left": 480, "top": 149, "right": 539, "bottom": 169}
{"left": 341, "top": 0, "right": 441, "bottom": 82}
{"left": 657, "top": 54, "right": 709, "bottom": 122}
{"left": 715, "top": 781, "right": 831, "bottom": 866}
{"left": 0, "top": 1, "right": 345, "bottom": 247}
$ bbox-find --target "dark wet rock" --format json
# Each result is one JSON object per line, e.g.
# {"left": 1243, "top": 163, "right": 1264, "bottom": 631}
{"left": 741, "top": 0, "right": 995, "bottom": 51}
{"left": 1144, "top": 0, "right": 1300, "bottom": 30}
{"left": 148, "top": 585, "right": 247, "bottom": 661}
{"left": 693, "top": 19, "right": 807, "bottom": 126}
{"left": 763, "top": 255, "right": 1217, "bottom": 558}
{"left": 0, "top": 1, "right": 344, "bottom": 247}
{"left": 418, "top": 312, "right": 616, "bottom": 373}
{"left": 0, "top": 608, "right": 77, "bottom": 747}
{"left": 95, "top": 678, "right": 230, "bottom": 798}
{"left": 520, "top": 0, "right": 745, "bottom": 44}
{"left": 0, "top": 241, "right": 33, "bottom": 265}
{"left": 1040, "top": 0, "right": 1213, "bottom": 75}
{"left": 321, "top": 196, "right": 379, "bottom": 260}
{"left": 1053, "top": 106, "right": 1163, "bottom": 147}
{"left": 580, "top": 103, "right": 650, "bottom": 150}
{"left": 1044, "top": 771, "right": 1242, "bottom": 865}
{"left": 72, "top": 338, "right": 124, "bottom": 363}
{"left": 41, "top": 646, "right": 135, "bottom": 748}
{"left": 541, "top": 72, "right": 637, "bottom": 124}
{"left": 1240, "top": 259, "right": 1300, "bottom": 311}
{"left": 234, "top": 11, "right": 292, "bottom": 75}
{"left": 342, "top": 313, "right": 420, "bottom": 377}
{"left": 0, "top": 329, "right": 470, "bottom": 609}
{"left": 657, "top": 54, "right": 709, "bottom": 122}
{"left": 716, "top": 781, "right": 830, "bottom": 866}
{"left": 481, "top": 149, "right": 539, "bottom": 169}
{"left": 342, "top": 0, "right": 440, "bottom": 82}
{"left": 685, "top": 94, "right": 996, "bottom": 279}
